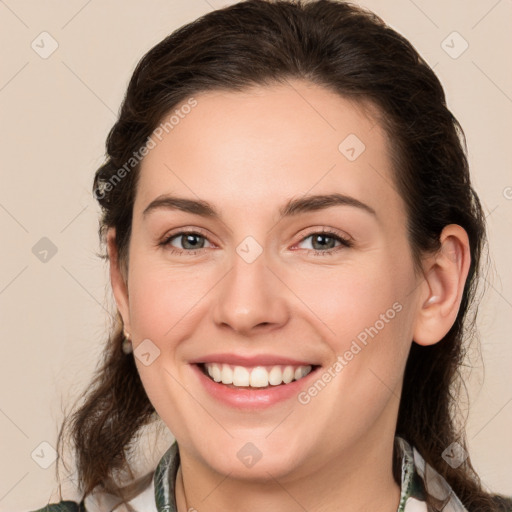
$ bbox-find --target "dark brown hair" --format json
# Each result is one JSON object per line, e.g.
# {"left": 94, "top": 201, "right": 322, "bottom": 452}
{"left": 54, "top": 1, "right": 510, "bottom": 510}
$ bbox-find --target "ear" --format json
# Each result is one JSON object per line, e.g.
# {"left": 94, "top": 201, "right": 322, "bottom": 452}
{"left": 413, "top": 224, "right": 471, "bottom": 346}
{"left": 106, "top": 227, "right": 131, "bottom": 335}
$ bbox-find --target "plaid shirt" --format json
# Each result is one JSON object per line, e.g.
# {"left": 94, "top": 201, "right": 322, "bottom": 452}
{"left": 33, "top": 437, "right": 506, "bottom": 512}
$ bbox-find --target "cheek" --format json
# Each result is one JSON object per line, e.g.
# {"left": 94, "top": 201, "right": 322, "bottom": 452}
{"left": 127, "top": 258, "right": 214, "bottom": 340}
{"left": 290, "top": 256, "right": 414, "bottom": 399}
{"left": 126, "top": 261, "right": 205, "bottom": 426}
{"left": 283, "top": 259, "right": 408, "bottom": 351}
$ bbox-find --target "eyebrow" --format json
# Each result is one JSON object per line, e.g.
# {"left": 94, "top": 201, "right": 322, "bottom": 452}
{"left": 142, "top": 193, "right": 377, "bottom": 220}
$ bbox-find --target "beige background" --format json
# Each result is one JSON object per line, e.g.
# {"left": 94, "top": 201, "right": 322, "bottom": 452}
{"left": 1, "top": 0, "right": 511, "bottom": 510}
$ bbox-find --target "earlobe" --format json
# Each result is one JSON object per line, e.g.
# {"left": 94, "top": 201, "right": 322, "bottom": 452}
{"left": 106, "top": 227, "right": 131, "bottom": 334}
{"left": 413, "top": 225, "right": 471, "bottom": 346}
{"left": 423, "top": 295, "right": 439, "bottom": 306}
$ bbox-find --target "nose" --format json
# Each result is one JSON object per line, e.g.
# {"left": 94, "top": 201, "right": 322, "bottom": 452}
{"left": 212, "top": 248, "right": 290, "bottom": 336}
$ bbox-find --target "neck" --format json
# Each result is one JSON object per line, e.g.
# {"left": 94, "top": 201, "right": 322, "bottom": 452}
{"left": 174, "top": 434, "right": 401, "bottom": 512}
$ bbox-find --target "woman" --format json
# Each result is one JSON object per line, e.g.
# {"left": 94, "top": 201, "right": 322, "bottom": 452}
{"left": 31, "top": 0, "right": 511, "bottom": 511}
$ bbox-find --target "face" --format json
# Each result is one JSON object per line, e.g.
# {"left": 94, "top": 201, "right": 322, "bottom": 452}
{"left": 111, "top": 80, "right": 427, "bottom": 481}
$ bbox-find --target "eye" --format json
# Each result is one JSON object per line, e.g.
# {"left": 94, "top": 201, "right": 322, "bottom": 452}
{"left": 295, "top": 229, "right": 353, "bottom": 256}
{"left": 160, "top": 230, "right": 213, "bottom": 255}
{"left": 159, "top": 228, "right": 353, "bottom": 257}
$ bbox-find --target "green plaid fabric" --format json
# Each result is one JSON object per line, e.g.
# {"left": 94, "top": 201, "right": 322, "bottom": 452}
{"left": 32, "top": 437, "right": 510, "bottom": 511}
{"left": 395, "top": 437, "right": 467, "bottom": 512}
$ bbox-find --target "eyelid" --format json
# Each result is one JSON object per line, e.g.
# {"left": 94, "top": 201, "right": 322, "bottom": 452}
{"left": 293, "top": 226, "right": 354, "bottom": 246}
{"left": 159, "top": 226, "right": 353, "bottom": 255}
{"left": 159, "top": 227, "right": 215, "bottom": 250}
{"left": 160, "top": 226, "right": 213, "bottom": 242}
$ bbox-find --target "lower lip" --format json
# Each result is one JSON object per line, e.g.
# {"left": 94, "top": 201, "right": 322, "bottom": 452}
{"left": 191, "top": 364, "right": 320, "bottom": 409}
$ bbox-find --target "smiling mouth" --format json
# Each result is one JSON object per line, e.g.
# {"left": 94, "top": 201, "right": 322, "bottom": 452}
{"left": 196, "top": 362, "right": 320, "bottom": 389}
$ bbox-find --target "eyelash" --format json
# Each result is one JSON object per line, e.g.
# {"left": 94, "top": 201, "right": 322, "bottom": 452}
{"left": 159, "top": 228, "right": 353, "bottom": 257}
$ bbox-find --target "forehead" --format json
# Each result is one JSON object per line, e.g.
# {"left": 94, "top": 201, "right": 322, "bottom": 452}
{"left": 134, "top": 79, "right": 403, "bottom": 223}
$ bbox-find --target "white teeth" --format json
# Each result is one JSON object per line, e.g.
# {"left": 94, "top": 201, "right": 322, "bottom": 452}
{"left": 282, "top": 366, "right": 294, "bottom": 384}
{"left": 249, "top": 367, "right": 269, "bottom": 388}
{"left": 232, "top": 366, "right": 250, "bottom": 386}
{"left": 204, "top": 363, "right": 314, "bottom": 388}
{"left": 211, "top": 364, "right": 222, "bottom": 382}
{"left": 220, "top": 364, "right": 233, "bottom": 384}
{"left": 268, "top": 366, "right": 283, "bottom": 386}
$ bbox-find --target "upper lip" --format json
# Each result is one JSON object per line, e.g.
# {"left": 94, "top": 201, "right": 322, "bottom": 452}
{"left": 190, "top": 353, "right": 318, "bottom": 367}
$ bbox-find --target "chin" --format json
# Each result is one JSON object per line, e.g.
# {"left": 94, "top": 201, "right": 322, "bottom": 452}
{"left": 194, "top": 436, "right": 311, "bottom": 482}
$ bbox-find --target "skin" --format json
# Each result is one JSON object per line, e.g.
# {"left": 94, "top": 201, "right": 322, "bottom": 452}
{"left": 107, "top": 79, "right": 470, "bottom": 512}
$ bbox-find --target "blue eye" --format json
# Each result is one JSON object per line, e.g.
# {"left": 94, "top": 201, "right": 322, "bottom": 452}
{"left": 160, "top": 229, "right": 352, "bottom": 256}
{"left": 295, "top": 231, "right": 353, "bottom": 256}
{"left": 161, "top": 231, "right": 212, "bottom": 254}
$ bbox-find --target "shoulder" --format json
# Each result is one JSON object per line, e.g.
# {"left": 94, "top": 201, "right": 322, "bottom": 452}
{"left": 29, "top": 500, "right": 86, "bottom": 512}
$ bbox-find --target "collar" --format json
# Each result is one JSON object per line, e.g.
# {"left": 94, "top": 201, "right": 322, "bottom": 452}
{"left": 153, "top": 440, "right": 180, "bottom": 511}
{"left": 151, "top": 437, "right": 468, "bottom": 512}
